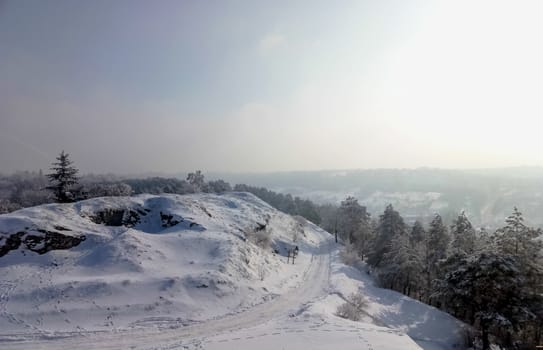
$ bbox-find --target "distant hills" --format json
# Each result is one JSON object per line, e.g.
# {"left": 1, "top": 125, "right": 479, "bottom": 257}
{"left": 208, "top": 167, "right": 543, "bottom": 228}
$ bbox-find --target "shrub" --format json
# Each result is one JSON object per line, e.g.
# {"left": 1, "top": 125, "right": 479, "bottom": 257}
{"left": 245, "top": 229, "right": 272, "bottom": 250}
{"left": 336, "top": 293, "right": 367, "bottom": 321}
{"left": 340, "top": 243, "right": 361, "bottom": 266}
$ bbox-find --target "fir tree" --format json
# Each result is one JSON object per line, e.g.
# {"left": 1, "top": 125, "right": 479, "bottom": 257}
{"left": 46, "top": 150, "right": 79, "bottom": 203}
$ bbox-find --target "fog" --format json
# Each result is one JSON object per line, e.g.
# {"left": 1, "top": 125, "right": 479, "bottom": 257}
{"left": 2, "top": 0, "right": 543, "bottom": 174}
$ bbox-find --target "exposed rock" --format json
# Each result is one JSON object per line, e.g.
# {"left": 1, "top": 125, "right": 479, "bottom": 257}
{"left": 160, "top": 211, "right": 181, "bottom": 228}
{"left": 123, "top": 210, "right": 141, "bottom": 227}
{"left": 0, "top": 231, "right": 25, "bottom": 257}
{"left": 0, "top": 229, "right": 86, "bottom": 257}
{"left": 88, "top": 209, "right": 141, "bottom": 227}
{"left": 136, "top": 209, "right": 149, "bottom": 216}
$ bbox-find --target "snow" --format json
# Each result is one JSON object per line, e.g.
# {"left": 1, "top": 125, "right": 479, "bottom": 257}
{"left": 0, "top": 192, "right": 466, "bottom": 349}
{"left": 322, "top": 250, "right": 468, "bottom": 349}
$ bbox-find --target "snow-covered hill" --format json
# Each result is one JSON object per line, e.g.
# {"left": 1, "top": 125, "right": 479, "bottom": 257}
{"left": 0, "top": 192, "right": 322, "bottom": 334}
{"left": 0, "top": 192, "right": 465, "bottom": 350}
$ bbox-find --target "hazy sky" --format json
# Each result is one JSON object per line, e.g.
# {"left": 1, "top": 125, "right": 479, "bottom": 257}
{"left": 2, "top": 0, "right": 543, "bottom": 174}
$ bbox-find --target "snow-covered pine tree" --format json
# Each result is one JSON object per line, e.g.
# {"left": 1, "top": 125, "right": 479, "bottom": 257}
{"left": 337, "top": 196, "right": 366, "bottom": 243}
{"left": 409, "top": 220, "right": 426, "bottom": 247}
{"left": 435, "top": 252, "right": 532, "bottom": 350}
{"left": 424, "top": 214, "right": 449, "bottom": 302}
{"left": 493, "top": 208, "right": 543, "bottom": 344}
{"left": 368, "top": 204, "right": 407, "bottom": 268}
{"left": 427, "top": 214, "right": 450, "bottom": 262}
{"left": 494, "top": 207, "right": 541, "bottom": 264}
{"left": 46, "top": 150, "right": 79, "bottom": 203}
{"left": 475, "top": 227, "right": 495, "bottom": 253}
{"left": 379, "top": 233, "right": 423, "bottom": 297}
{"left": 494, "top": 208, "right": 542, "bottom": 292}
{"left": 336, "top": 196, "right": 373, "bottom": 258}
{"left": 450, "top": 212, "right": 476, "bottom": 256}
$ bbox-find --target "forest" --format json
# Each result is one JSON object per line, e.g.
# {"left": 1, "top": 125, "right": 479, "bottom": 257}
{"left": 335, "top": 197, "right": 543, "bottom": 349}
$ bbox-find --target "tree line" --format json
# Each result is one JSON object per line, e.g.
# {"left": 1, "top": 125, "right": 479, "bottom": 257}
{"left": 0, "top": 153, "right": 324, "bottom": 226}
{"left": 336, "top": 196, "right": 543, "bottom": 349}
{"left": 0, "top": 151, "right": 131, "bottom": 213}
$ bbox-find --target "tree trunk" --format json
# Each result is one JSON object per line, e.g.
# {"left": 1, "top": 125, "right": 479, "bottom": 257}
{"left": 481, "top": 320, "right": 490, "bottom": 350}
{"left": 334, "top": 217, "right": 338, "bottom": 243}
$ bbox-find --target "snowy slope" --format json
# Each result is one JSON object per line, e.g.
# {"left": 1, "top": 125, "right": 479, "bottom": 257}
{"left": 310, "top": 250, "right": 468, "bottom": 350}
{"left": 0, "top": 192, "right": 324, "bottom": 335}
{"left": 0, "top": 193, "right": 465, "bottom": 350}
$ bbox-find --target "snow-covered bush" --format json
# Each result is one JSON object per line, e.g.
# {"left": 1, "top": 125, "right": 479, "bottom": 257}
{"left": 85, "top": 182, "right": 132, "bottom": 198}
{"left": 340, "top": 243, "right": 361, "bottom": 266}
{"left": 336, "top": 293, "right": 367, "bottom": 321}
{"left": 0, "top": 199, "right": 22, "bottom": 214}
{"left": 208, "top": 179, "right": 232, "bottom": 193}
{"left": 245, "top": 229, "right": 272, "bottom": 250}
{"left": 291, "top": 215, "right": 306, "bottom": 242}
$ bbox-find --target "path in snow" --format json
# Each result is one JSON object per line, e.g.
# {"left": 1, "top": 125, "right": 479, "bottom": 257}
{"left": 0, "top": 237, "right": 334, "bottom": 350}
{"left": 0, "top": 281, "right": 17, "bottom": 326}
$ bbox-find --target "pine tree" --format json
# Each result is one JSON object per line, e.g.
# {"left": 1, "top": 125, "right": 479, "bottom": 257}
{"left": 450, "top": 212, "right": 476, "bottom": 256}
{"left": 379, "top": 233, "right": 423, "bottom": 296}
{"left": 424, "top": 214, "right": 449, "bottom": 302}
{"left": 46, "top": 150, "right": 79, "bottom": 203}
{"left": 494, "top": 207, "right": 541, "bottom": 262}
{"left": 368, "top": 204, "right": 406, "bottom": 267}
{"left": 435, "top": 252, "right": 532, "bottom": 350}
{"left": 475, "top": 227, "right": 495, "bottom": 253}
{"left": 337, "top": 196, "right": 371, "bottom": 257}
{"left": 493, "top": 208, "right": 543, "bottom": 344}
{"left": 427, "top": 214, "right": 449, "bottom": 261}
{"left": 409, "top": 220, "right": 426, "bottom": 246}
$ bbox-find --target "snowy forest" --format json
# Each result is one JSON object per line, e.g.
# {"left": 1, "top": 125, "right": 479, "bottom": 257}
{"left": 334, "top": 198, "right": 543, "bottom": 349}
{"left": 1, "top": 153, "right": 542, "bottom": 349}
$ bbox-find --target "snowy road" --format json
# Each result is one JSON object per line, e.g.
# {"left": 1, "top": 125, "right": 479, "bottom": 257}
{"left": 0, "top": 238, "right": 334, "bottom": 350}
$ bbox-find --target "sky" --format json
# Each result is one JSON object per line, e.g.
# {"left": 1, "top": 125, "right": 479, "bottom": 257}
{"left": 2, "top": 0, "right": 543, "bottom": 174}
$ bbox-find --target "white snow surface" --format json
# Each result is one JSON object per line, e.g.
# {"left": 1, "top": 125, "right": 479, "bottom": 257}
{"left": 0, "top": 192, "right": 466, "bottom": 350}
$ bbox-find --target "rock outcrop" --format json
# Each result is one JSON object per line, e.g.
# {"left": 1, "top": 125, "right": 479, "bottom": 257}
{"left": 0, "top": 228, "right": 86, "bottom": 257}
